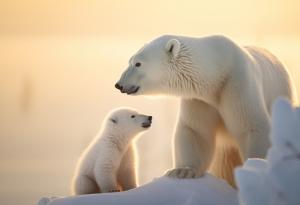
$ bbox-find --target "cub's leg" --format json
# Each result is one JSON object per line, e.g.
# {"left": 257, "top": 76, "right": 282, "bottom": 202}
{"left": 94, "top": 166, "right": 119, "bottom": 193}
{"left": 117, "top": 146, "right": 137, "bottom": 191}
{"left": 165, "top": 99, "right": 221, "bottom": 178}
{"left": 72, "top": 175, "right": 99, "bottom": 195}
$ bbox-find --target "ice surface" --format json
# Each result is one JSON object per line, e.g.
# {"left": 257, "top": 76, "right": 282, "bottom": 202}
{"left": 37, "top": 174, "right": 238, "bottom": 205}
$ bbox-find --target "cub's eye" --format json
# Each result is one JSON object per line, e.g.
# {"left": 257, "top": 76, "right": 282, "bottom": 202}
{"left": 135, "top": 62, "right": 141, "bottom": 67}
{"left": 131, "top": 115, "right": 136, "bottom": 118}
{"left": 110, "top": 118, "right": 117, "bottom": 124}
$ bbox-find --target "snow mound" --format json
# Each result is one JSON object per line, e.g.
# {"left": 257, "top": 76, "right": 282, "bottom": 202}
{"left": 37, "top": 174, "right": 238, "bottom": 205}
{"left": 38, "top": 98, "right": 300, "bottom": 205}
{"left": 235, "top": 98, "right": 300, "bottom": 205}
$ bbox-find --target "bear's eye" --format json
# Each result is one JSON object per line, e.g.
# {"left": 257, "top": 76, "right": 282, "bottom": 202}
{"left": 131, "top": 115, "right": 136, "bottom": 118}
{"left": 135, "top": 62, "right": 141, "bottom": 67}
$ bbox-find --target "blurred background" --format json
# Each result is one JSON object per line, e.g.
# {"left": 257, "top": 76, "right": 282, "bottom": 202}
{"left": 0, "top": 0, "right": 299, "bottom": 204}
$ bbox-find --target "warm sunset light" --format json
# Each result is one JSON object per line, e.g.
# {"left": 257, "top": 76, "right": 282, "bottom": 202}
{"left": 0, "top": 1, "right": 300, "bottom": 205}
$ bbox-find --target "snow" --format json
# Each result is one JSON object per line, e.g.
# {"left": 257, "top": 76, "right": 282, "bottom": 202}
{"left": 235, "top": 98, "right": 300, "bottom": 205}
{"left": 37, "top": 174, "right": 238, "bottom": 205}
{"left": 38, "top": 98, "right": 300, "bottom": 205}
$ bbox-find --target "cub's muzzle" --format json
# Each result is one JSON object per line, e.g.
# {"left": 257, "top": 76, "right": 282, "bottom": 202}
{"left": 142, "top": 116, "right": 153, "bottom": 128}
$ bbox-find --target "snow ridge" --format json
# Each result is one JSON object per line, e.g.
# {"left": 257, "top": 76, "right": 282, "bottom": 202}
{"left": 235, "top": 98, "right": 300, "bottom": 205}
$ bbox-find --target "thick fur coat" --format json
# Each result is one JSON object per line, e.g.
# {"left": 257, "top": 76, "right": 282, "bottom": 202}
{"left": 116, "top": 35, "right": 297, "bottom": 186}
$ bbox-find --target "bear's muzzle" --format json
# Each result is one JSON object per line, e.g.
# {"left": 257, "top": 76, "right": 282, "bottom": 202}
{"left": 115, "top": 83, "right": 140, "bottom": 95}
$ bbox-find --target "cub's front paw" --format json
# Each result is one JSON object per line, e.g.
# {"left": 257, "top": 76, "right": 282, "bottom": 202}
{"left": 37, "top": 197, "right": 51, "bottom": 205}
{"left": 165, "top": 167, "right": 198, "bottom": 178}
{"left": 37, "top": 197, "right": 58, "bottom": 205}
{"left": 108, "top": 189, "right": 120, "bottom": 192}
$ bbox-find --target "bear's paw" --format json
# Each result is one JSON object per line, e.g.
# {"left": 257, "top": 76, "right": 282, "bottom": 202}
{"left": 165, "top": 167, "right": 199, "bottom": 178}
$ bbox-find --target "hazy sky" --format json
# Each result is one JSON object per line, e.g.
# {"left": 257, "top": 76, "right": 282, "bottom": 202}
{"left": 0, "top": 0, "right": 299, "bottom": 37}
{"left": 0, "top": 1, "right": 300, "bottom": 205}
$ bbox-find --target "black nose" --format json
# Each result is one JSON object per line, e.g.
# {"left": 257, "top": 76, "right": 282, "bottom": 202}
{"left": 148, "top": 116, "right": 152, "bottom": 121}
{"left": 115, "top": 83, "right": 123, "bottom": 90}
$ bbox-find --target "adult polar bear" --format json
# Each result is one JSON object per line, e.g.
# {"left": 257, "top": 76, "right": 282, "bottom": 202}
{"left": 115, "top": 35, "right": 297, "bottom": 186}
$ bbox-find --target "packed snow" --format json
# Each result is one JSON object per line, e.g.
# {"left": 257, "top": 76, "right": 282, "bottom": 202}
{"left": 38, "top": 98, "right": 300, "bottom": 205}
{"left": 235, "top": 98, "right": 300, "bottom": 205}
{"left": 37, "top": 174, "right": 238, "bottom": 205}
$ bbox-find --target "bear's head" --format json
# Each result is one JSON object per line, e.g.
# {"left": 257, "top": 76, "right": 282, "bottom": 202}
{"left": 115, "top": 35, "right": 194, "bottom": 96}
{"left": 105, "top": 108, "right": 152, "bottom": 138}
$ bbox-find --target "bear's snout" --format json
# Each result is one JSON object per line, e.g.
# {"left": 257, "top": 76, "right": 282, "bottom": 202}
{"left": 115, "top": 83, "right": 123, "bottom": 91}
{"left": 115, "top": 82, "right": 140, "bottom": 95}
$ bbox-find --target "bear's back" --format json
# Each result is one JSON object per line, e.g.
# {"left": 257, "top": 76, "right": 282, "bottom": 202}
{"left": 245, "top": 46, "right": 296, "bottom": 112}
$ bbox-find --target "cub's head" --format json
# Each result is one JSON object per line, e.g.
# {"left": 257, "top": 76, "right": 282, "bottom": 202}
{"left": 115, "top": 35, "right": 185, "bottom": 96}
{"left": 106, "top": 108, "right": 152, "bottom": 137}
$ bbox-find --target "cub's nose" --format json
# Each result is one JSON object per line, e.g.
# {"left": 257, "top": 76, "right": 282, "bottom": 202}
{"left": 115, "top": 83, "right": 123, "bottom": 91}
{"left": 148, "top": 116, "right": 152, "bottom": 121}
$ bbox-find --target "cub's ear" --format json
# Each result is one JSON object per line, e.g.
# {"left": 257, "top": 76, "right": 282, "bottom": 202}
{"left": 110, "top": 118, "right": 118, "bottom": 124}
{"left": 165, "top": 39, "right": 181, "bottom": 58}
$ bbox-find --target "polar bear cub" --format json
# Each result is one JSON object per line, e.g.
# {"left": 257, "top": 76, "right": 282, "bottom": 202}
{"left": 72, "top": 108, "right": 152, "bottom": 194}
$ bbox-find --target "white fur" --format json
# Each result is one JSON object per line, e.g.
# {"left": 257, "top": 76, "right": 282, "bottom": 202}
{"left": 116, "top": 35, "right": 297, "bottom": 186}
{"left": 71, "top": 108, "right": 152, "bottom": 194}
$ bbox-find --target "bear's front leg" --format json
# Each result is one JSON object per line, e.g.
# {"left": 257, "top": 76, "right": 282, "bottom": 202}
{"left": 165, "top": 99, "right": 220, "bottom": 178}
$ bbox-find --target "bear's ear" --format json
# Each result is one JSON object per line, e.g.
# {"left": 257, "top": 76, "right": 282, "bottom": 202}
{"left": 165, "top": 39, "right": 181, "bottom": 58}
{"left": 110, "top": 118, "right": 118, "bottom": 124}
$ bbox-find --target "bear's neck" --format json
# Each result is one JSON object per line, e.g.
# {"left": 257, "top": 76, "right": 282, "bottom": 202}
{"left": 166, "top": 63, "right": 229, "bottom": 106}
{"left": 165, "top": 41, "right": 234, "bottom": 107}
